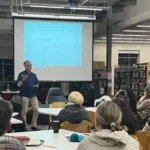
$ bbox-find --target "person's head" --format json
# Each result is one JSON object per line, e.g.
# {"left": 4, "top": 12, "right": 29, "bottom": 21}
{"left": 121, "top": 86, "right": 137, "bottom": 113}
{"left": 0, "top": 99, "right": 13, "bottom": 135}
{"left": 115, "top": 90, "right": 129, "bottom": 103}
{"left": 95, "top": 95, "right": 112, "bottom": 107}
{"left": 24, "top": 60, "right": 32, "bottom": 72}
{"left": 144, "top": 86, "right": 150, "bottom": 99}
{"left": 113, "top": 97, "right": 136, "bottom": 134}
{"left": 95, "top": 101, "right": 126, "bottom": 132}
{"left": 68, "top": 91, "right": 84, "bottom": 105}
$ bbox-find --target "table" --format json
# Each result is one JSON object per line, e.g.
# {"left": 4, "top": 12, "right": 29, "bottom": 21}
{"left": 1, "top": 91, "right": 20, "bottom": 101}
{"left": 38, "top": 107, "right": 97, "bottom": 116}
{"left": 11, "top": 118, "right": 23, "bottom": 124}
{"left": 6, "top": 129, "right": 79, "bottom": 150}
{"left": 12, "top": 112, "right": 19, "bottom": 117}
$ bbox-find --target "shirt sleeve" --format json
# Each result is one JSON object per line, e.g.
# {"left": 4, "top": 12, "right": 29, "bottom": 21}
{"left": 17, "top": 73, "right": 22, "bottom": 82}
{"left": 35, "top": 74, "right": 39, "bottom": 85}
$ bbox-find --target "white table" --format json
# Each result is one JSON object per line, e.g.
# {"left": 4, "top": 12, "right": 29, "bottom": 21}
{"left": 11, "top": 118, "right": 23, "bottom": 124}
{"left": 6, "top": 129, "right": 79, "bottom": 150}
{"left": 12, "top": 112, "right": 19, "bottom": 117}
{"left": 1, "top": 91, "right": 20, "bottom": 94}
{"left": 38, "top": 107, "right": 97, "bottom": 116}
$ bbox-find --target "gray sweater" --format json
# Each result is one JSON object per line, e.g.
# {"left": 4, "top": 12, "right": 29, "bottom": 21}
{"left": 77, "top": 130, "right": 139, "bottom": 150}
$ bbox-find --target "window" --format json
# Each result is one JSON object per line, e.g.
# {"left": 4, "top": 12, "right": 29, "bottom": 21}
{"left": 118, "top": 54, "right": 139, "bottom": 66}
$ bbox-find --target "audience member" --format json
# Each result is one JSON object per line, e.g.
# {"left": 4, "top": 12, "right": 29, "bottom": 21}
{"left": 113, "top": 97, "right": 143, "bottom": 134}
{"left": 115, "top": 90, "right": 129, "bottom": 103}
{"left": 137, "top": 86, "right": 150, "bottom": 121}
{"left": 57, "top": 91, "right": 89, "bottom": 123}
{"left": 121, "top": 86, "right": 137, "bottom": 113}
{"left": 143, "top": 117, "right": 150, "bottom": 131}
{"left": 94, "top": 95, "right": 112, "bottom": 107}
{"left": 77, "top": 101, "right": 140, "bottom": 150}
{"left": 0, "top": 99, "right": 26, "bottom": 150}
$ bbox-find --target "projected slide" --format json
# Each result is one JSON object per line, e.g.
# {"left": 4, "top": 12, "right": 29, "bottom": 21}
{"left": 24, "top": 21, "right": 82, "bottom": 67}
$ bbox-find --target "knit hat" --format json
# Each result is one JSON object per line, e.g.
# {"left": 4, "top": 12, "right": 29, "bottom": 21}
{"left": 68, "top": 91, "right": 84, "bottom": 105}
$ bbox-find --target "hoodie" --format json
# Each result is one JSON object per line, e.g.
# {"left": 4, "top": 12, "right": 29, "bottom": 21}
{"left": 77, "top": 129, "right": 139, "bottom": 150}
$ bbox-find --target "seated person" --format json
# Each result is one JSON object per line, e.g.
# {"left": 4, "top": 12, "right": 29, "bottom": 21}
{"left": 137, "top": 86, "right": 150, "bottom": 121}
{"left": 94, "top": 95, "right": 112, "bottom": 107}
{"left": 113, "top": 97, "right": 143, "bottom": 134}
{"left": 0, "top": 99, "right": 26, "bottom": 150}
{"left": 57, "top": 91, "right": 89, "bottom": 123}
{"left": 143, "top": 117, "right": 150, "bottom": 131}
{"left": 115, "top": 90, "right": 129, "bottom": 104}
{"left": 77, "top": 101, "right": 140, "bottom": 150}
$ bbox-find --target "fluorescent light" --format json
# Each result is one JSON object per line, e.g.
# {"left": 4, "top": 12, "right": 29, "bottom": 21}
{"left": 101, "top": 37, "right": 150, "bottom": 40}
{"left": 137, "top": 25, "right": 150, "bottom": 28}
{"left": 123, "top": 29, "right": 150, "bottom": 33}
{"left": 112, "top": 34, "right": 150, "bottom": 37}
{"left": 11, "top": 12, "right": 96, "bottom": 20}
{"left": 69, "top": 6, "right": 103, "bottom": 11}
{"left": 30, "top": 4, "right": 64, "bottom": 9}
{"left": 24, "top": 3, "right": 106, "bottom": 11}
{"left": 95, "top": 40, "right": 150, "bottom": 44}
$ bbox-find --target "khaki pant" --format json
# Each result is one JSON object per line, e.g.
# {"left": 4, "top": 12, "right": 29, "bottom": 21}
{"left": 21, "top": 97, "right": 39, "bottom": 127}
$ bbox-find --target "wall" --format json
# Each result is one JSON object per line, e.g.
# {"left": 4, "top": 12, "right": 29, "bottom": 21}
{"left": 94, "top": 42, "right": 150, "bottom": 94}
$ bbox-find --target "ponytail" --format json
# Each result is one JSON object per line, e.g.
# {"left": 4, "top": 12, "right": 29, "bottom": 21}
{"left": 110, "top": 122, "right": 128, "bottom": 132}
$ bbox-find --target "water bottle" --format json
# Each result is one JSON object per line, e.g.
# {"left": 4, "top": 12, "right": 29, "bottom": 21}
{"left": 6, "top": 84, "right": 9, "bottom": 92}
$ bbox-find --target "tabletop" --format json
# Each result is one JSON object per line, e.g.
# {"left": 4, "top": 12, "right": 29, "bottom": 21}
{"left": 38, "top": 107, "right": 97, "bottom": 116}
{"left": 6, "top": 129, "right": 79, "bottom": 150}
{"left": 1, "top": 91, "right": 20, "bottom": 94}
{"left": 11, "top": 118, "right": 23, "bottom": 124}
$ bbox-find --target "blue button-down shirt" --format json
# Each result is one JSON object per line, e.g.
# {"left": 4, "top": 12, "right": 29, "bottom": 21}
{"left": 17, "top": 70, "right": 38, "bottom": 98}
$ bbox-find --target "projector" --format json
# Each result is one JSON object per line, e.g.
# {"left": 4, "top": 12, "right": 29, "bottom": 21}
{"left": 68, "top": 0, "right": 81, "bottom": 5}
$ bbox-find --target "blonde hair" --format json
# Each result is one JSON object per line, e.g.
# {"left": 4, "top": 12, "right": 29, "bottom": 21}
{"left": 96, "top": 101, "right": 127, "bottom": 132}
{"left": 144, "top": 86, "right": 150, "bottom": 99}
{"left": 68, "top": 91, "right": 84, "bottom": 105}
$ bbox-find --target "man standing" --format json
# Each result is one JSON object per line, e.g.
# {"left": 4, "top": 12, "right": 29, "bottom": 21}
{"left": 17, "top": 60, "right": 39, "bottom": 131}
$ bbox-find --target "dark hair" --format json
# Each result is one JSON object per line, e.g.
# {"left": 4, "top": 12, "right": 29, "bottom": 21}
{"left": 147, "top": 118, "right": 150, "bottom": 126}
{"left": 115, "top": 90, "right": 129, "bottom": 103}
{"left": 0, "top": 99, "right": 13, "bottom": 135}
{"left": 121, "top": 86, "right": 137, "bottom": 113}
{"left": 113, "top": 97, "right": 137, "bottom": 134}
{"left": 144, "top": 86, "right": 150, "bottom": 99}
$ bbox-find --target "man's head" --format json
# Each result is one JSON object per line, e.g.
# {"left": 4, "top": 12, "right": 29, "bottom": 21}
{"left": 0, "top": 99, "right": 13, "bottom": 134}
{"left": 24, "top": 60, "right": 32, "bottom": 72}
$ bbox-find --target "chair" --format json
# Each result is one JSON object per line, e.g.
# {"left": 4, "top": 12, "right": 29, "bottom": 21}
{"left": 88, "top": 111, "right": 95, "bottom": 128}
{"left": 60, "top": 120, "right": 91, "bottom": 133}
{"left": 146, "top": 135, "right": 150, "bottom": 150}
{"left": 49, "top": 102, "right": 65, "bottom": 108}
{"left": 48, "top": 102, "right": 65, "bottom": 129}
{"left": 131, "top": 135, "right": 143, "bottom": 150}
{"left": 133, "top": 131, "right": 149, "bottom": 150}
{"left": 46, "top": 87, "right": 67, "bottom": 105}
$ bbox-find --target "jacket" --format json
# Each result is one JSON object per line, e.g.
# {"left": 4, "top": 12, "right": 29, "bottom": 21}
{"left": 57, "top": 102, "right": 89, "bottom": 123}
{"left": 77, "top": 129, "right": 139, "bottom": 150}
{"left": 143, "top": 122, "right": 150, "bottom": 131}
{"left": 137, "top": 99, "right": 150, "bottom": 120}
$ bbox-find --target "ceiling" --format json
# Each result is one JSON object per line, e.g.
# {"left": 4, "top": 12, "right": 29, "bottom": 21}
{"left": 0, "top": 0, "right": 148, "bottom": 44}
{"left": 96, "top": 19, "right": 150, "bottom": 43}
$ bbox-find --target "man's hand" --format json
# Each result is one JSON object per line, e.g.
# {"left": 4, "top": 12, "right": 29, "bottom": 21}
{"left": 33, "top": 84, "right": 39, "bottom": 88}
{"left": 21, "top": 74, "right": 28, "bottom": 82}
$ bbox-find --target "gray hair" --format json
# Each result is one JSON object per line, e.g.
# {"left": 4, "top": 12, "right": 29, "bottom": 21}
{"left": 23, "top": 60, "right": 31, "bottom": 65}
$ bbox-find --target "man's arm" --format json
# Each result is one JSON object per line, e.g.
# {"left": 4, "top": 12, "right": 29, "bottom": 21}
{"left": 33, "top": 74, "right": 39, "bottom": 88}
{"left": 17, "top": 74, "right": 28, "bottom": 87}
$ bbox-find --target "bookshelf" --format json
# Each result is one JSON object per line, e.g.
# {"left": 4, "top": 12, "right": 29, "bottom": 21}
{"left": 114, "top": 62, "right": 150, "bottom": 99}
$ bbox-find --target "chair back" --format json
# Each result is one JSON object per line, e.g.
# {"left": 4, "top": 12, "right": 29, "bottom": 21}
{"left": 133, "top": 131, "right": 149, "bottom": 150}
{"left": 131, "top": 135, "right": 143, "bottom": 150}
{"left": 146, "top": 135, "right": 150, "bottom": 150}
{"left": 60, "top": 120, "right": 91, "bottom": 133}
{"left": 46, "top": 87, "right": 67, "bottom": 105}
{"left": 88, "top": 111, "right": 95, "bottom": 128}
{"left": 49, "top": 102, "right": 65, "bottom": 108}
